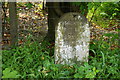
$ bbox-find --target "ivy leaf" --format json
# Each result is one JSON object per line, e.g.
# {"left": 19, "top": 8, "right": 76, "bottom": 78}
{"left": 25, "top": 3, "right": 33, "bottom": 9}
{"left": 85, "top": 72, "right": 95, "bottom": 78}
{"left": 100, "top": 12, "right": 108, "bottom": 16}
{"left": 74, "top": 73, "right": 83, "bottom": 78}
{"left": 2, "top": 68, "right": 19, "bottom": 78}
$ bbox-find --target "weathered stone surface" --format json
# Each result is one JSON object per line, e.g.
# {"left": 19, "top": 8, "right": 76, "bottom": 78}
{"left": 55, "top": 12, "right": 90, "bottom": 65}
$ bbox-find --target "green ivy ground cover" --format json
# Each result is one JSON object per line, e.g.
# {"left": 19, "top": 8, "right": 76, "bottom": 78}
{"left": 2, "top": 32, "right": 119, "bottom": 78}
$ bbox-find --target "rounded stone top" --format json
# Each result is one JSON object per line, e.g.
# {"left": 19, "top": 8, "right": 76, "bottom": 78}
{"left": 58, "top": 12, "right": 88, "bottom": 23}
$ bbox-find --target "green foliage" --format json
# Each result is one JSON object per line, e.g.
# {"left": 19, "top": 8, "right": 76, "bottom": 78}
{"left": 2, "top": 2, "right": 120, "bottom": 78}
{"left": 2, "top": 68, "right": 19, "bottom": 78}
{"left": 17, "top": 2, "right": 34, "bottom": 9}
{"left": 25, "top": 2, "right": 34, "bottom": 9}
{"left": 72, "top": 2, "right": 119, "bottom": 28}
{"left": 87, "top": 2, "right": 120, "bottom": 27}
{"left": 72, "top": 2, "right": 88, "bottom": 15}
{"left": 2, "top": 32, "right": 119, "bottom": 78}
{"left": 89, "top": 33, "right": 119, "bottom": 78}
{"left": 87, "top": 2, "right": 119, "bottom": 27}
{"left": 74, "top": 63, "right": 99, "bottom": 78}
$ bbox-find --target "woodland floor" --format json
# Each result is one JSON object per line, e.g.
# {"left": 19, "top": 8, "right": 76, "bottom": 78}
{"left": 2, "top": 2, "right": 118, "bottom": 49}
{"left": 1, "top": 3, "right": 119, "bottom": 78}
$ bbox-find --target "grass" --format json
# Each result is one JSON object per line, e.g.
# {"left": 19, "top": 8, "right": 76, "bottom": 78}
{"left": 2, "top": 32, "right": 120, "bottom": 78}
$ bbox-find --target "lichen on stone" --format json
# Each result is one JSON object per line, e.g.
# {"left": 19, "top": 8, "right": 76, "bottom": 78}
{"left": 55, "top": 12, "right": 90, "bottom": 65}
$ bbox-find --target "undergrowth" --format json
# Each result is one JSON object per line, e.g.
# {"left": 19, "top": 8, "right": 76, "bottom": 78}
{"left": 2, "top": 33, "right": 119, "bottom": 78}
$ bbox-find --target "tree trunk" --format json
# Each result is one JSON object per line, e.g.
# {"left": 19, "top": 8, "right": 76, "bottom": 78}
{"left": 9, "top": 2, "right": 18, "bottom": 46}
{"left": 44, "top": 2, "right": 59, "bottom": 43}
{"left": 0, "top": 2, "right": 2, "bottom": 78}
{"left": 44, "top": 2, "right": 71, "bottom": 43}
